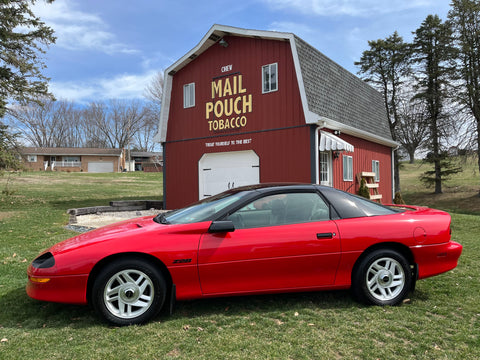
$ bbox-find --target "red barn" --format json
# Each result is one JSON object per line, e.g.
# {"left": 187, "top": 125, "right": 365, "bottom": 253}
{"left": 157, "top": 25, "right": 397, "bottom": 209}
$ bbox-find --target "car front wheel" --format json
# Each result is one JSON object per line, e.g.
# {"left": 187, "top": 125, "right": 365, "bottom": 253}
{"left": 352, "top": 249, "right": 412, "bottom": 306}
{"left": 92, "top": 258, "right": 166, "bottom": 326}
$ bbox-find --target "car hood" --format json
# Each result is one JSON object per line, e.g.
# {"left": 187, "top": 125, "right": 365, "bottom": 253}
{"left": 48, "top": 216, "right": 159, "bottom": 254}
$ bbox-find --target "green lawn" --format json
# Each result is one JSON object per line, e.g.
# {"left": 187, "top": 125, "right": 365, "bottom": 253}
{"left": 0, "top": 170, "right": 479, "bottom": 359}
{"left": 400, "top": 156, "right": 480, "bottom": 215}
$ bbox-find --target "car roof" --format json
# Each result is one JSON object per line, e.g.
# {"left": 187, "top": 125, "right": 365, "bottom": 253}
{"left": 228, "top": 183, "right": 323, "bottom": 194}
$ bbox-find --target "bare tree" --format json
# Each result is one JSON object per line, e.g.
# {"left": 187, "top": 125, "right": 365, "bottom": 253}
{"left": 442, "top": 104, "right": 476, "bottom": 152}
{"left": 82, "top": 100, "right": 147, "bottom": 149}
{"left": 9, "top": 98, "right": 80, "bottom": 147}
{"left": 449, "top": 0, "right": 480, "bottom": 194}
{"left": 144, "top": 71, "right": 164, "bottom": 110}
{"left": 133, "top": 107, "right": 159, "bottom": 152}
{"left": 81, "top": 102, "right": 109, "bottom": 148}
{"left": 395, "top": 96, "right": 429, "bottom": 163}
{"left": 59, "top": 102, "right": 84, "bottom": 147}
{"left": 138, "top": 71, "right": 164, "bottom": 152}
{"left": 9, "top": 96, "right": 159, "bottom": 151}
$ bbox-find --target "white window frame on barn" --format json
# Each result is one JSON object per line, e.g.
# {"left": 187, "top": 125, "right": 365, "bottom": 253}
{"left": 262, "top": 63, "right": 278, "bottom": 94}
{"left": 343, "top": 155, "right": 353, "bottom": 182}
{"left": 27, "top": 155, "right": 37, "bottom": 162}
{"left": 319, "top": 151, "right": 332, "bottom": 186}
{"left": 183, "top": 83, "right": 195, "bottom": 108}
{"left": 372, "top": 160, "right": 380, "bottom": 182}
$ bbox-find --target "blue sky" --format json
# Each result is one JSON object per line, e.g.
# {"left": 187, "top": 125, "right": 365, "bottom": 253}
{"left": 33, "top": 0, "right": 452, "bottom": 104}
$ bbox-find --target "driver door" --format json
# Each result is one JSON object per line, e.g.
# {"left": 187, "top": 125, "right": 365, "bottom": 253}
{"left": 197, "top": 192, "right": 341, "bottom": 295}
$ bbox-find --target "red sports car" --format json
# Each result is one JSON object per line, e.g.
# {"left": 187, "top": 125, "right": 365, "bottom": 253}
{"left": 27, "top": 184, "right": 462, "bottom": 325}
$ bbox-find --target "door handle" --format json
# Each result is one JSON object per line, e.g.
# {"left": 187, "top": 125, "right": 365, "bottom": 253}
{"left": 316, "top": 232, "right": 334, "bottom": 239}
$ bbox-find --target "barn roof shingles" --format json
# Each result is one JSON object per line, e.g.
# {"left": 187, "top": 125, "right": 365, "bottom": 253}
{"left": 294, "top": 36, "right": 392, "bottom": 141}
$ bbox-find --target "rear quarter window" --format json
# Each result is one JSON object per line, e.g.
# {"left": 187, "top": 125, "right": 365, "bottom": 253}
{"left": 320, "top": 187, "right": 400, "bottom": 219}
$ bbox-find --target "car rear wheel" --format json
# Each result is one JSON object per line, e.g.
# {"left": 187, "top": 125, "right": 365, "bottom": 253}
{"left": 92, "top": 258, "right": 166, "bottom": 326}
{"left": 352, "top": 249, "right": 412, "bottom": 306}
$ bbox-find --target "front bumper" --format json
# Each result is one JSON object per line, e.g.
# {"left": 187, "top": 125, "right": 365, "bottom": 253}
{"left": 26, "top": 273, "right": 89, "bottom": 305}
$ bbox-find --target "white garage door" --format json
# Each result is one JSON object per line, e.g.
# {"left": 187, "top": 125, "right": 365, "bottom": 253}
{"left": 199, "top": 150, "right": 259, "bottom": 199}
{"left": 88, "top": 161, "right": 114, "bottom": 173}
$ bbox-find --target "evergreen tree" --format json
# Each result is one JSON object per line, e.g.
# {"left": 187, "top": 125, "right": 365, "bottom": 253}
{"left": 355, "top": 32, "right": 410, "bottom": 194}
{"left": 0, "top": 0, "right": 56, "bottom": 118}
{"left": 411, "top": 15, "right": 461, "bottom": 194}
{"left": 357, "top": 178, "right": 370, "bottom": 199}
{"left": 0, "top": 123, "right": 21, "bottom": 171}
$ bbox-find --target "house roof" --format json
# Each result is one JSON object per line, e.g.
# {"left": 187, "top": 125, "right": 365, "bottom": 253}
{"left": 156, "top": 24, "right": 397, "bottom": 148}
{"left": 21, "top": 147, "right": 123, "bottom": 157}
{"left": 130, "top": 151, "right": 163, "bottom": 158}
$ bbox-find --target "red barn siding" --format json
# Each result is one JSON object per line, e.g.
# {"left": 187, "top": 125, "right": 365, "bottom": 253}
{"left": 331, "top": 133, "right": 393, "bottom": 203}
{"left": 165, "top": 125, "right": 312, "bottom": 209}
{"left": 166, "top": 36, "right": 304, "bottom": 143}
{"left": 165, "top": 36, "right": 312, "bottom": 208}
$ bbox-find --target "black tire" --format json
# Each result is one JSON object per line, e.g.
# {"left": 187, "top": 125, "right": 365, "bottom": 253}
{"left": 91, "top": 257, "right": 166, "bottom": 326}
{"left": 352, "top": 249, "right": 412, "bottom": 306}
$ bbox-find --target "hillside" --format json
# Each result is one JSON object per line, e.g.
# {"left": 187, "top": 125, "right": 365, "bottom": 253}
{"left": 400, "top": 155, "right": 480, "bottom": 215}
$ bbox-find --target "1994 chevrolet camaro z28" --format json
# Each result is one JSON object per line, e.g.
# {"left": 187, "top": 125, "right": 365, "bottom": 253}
{"left": 27, "top": 184, "right": 462, "bottom": 325}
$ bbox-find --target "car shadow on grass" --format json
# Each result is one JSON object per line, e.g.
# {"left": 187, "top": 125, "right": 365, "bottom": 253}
{"left": 1, "top": 287, "right": 430, "bottom": 328}
{"left": 170, "top": 290, "right": 355, "bottom": 318}
{"left": 0, "top": 287, "right": 98, "bottom": 329}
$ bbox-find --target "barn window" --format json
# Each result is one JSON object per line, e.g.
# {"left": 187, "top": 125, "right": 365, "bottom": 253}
{"left": 262, "top": 63, "right": 278, "bottom": 93}
{"left": 343, "top": 155, "right": 353, "bottom": 182}
{"left": 183, "top": 83, "right": 195, "bottom": 108}
{"left": 372, "top": 160, "right": 380, "bottom": 182}
{"left": 27, "top": 155, "right": 37, "bottom": 162}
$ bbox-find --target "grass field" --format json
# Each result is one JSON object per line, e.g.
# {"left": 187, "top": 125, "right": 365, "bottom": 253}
{"left": 0, "top": 169, "right": 479, "bottom": 359}
{"left": 400, "top": 155, "right": 480, "bottom": 215}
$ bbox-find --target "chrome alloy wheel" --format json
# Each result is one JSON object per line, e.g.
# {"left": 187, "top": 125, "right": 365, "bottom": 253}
{"left": 365, "top": 257, "right": 406, "bottom": 301}
{"left": 104, "top": 269, "right": 154, "bottom": 319}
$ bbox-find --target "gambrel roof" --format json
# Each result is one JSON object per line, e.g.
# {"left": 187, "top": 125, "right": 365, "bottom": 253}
{"left": 156, "top": 24, "right": 396, "bottom": 147}
{"left": 294, "top": 36, "right": 392, "bottom": 141}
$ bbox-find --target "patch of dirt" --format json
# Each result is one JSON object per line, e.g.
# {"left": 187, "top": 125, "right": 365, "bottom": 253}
{"left": 0, "top": 211, "right": 19, "bottom": 221}
{"left": 0, "top": 212, "right": 10, "bottom": 221}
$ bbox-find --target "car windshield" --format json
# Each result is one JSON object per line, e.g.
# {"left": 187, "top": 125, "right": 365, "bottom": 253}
{"left": 155, "top": 191, "right": 250, "bottom": 225}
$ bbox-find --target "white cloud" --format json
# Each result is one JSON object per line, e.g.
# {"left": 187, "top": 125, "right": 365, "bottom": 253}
{"left": 268, "top": 21, "right": 315, "bottom": 35}
{"left": 33, "top": 0, "right": 137, "bottom": 54}
{"left": 263, "top": 0, "right": 438, "bottom": 17}
{"left": 50, "top": 70, "right": 158, "bottom": 103}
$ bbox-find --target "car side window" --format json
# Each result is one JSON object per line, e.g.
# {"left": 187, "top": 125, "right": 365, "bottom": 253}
{"left": 227, "top": 192, "right": 330, "bottom": 229}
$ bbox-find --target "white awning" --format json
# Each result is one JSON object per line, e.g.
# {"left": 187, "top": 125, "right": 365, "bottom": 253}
{"left": 319, "top": 131, "right": 354, "bottom": 152}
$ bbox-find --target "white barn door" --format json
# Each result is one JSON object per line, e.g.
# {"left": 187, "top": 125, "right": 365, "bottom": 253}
{"left": 198, "top": 150, "right": 259, "bottom": 199}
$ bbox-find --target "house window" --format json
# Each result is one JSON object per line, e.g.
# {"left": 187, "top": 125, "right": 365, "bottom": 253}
{"left": 262, "top": 63, "right": 278, "bottom": 93}
{"left": 183, "top": 83, "right": 195, "bottom": 108}
{"left": 63, "top": 156, "right": 80, "bottom": 163}
{"left": 372, "top": 160, "right": 380, "bottom": 182}
{"left": 27, "top": 155, "right": 37, "bottom": 162}
{"left": 343, "top": 155, "right": 353, "bottom": 181}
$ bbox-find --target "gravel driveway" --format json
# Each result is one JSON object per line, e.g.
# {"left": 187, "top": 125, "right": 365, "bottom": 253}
{"left": 67, "top": 210, "right": 166, "bottom": 232}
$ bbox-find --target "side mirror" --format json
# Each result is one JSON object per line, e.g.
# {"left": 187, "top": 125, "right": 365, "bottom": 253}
{"left": 208, "top": 220, "right": 235, "bottom": 233}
